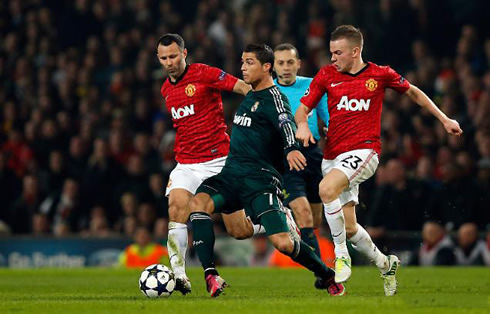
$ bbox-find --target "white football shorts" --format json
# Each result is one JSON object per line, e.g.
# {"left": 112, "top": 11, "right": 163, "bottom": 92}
{"left": 165, "top": 156, "right": 227, "bottom": 196}
{"left": 321, "top": 149, "right": 379, "bottom": 206}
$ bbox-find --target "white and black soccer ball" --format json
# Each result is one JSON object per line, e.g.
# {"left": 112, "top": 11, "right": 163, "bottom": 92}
{"left": 139, "top": 264, "right": 175, "bottom": 298}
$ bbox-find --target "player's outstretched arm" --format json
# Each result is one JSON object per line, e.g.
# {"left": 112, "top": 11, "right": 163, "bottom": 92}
{"left": 287, "top": 150, "right": 307, "bottom": 171}
{"left": 405, "top": 85, "right": 463, "bottom": 136}
{"left": 232, "top": 79, "right": 252, "bottom": 96}
{"left": 294, "top": 103, "right": 316, "bottom": 147}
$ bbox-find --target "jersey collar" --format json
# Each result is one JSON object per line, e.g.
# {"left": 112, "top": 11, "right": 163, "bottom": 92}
{"left": 344, "top": 62, "right": 370, "bottom": 77}
{"left": 168, "top": 64, "right": 190, "bottom": 85}
{"left": 275, "top": 79, "right": 296, "bottom": 87}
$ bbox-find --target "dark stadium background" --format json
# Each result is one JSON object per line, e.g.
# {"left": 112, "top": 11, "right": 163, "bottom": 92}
{"left": 0, "top": 0, "right": 488, "bottom": 267}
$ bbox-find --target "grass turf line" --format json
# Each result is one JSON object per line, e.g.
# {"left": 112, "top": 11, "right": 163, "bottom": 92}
{"left": 0, "top": 267, "right": 488, "bottom": 314}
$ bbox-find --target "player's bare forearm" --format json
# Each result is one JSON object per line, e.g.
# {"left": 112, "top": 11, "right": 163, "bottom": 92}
{"left": 233, "top": 79, "right": 252, "bottom": 96}
{"left": 294, "top": 103, "right": 310, "bottom": 125}
{"left": 405, "top": 85, "right": 463, "bottom": 136}
{"left": 294, "top": 104, "right": 315, "bottom": 146}
{"left": 287, "top": 150, "right": 307, "bottom": 171}
{"left": 405, "top": 85, "right": 447, "bottom": 122}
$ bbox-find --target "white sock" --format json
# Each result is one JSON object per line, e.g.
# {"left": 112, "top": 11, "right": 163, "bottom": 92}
{"left": 350, "top": 223, "right": 388, "bottom": 271}
{"left": 253, "top": 224, "right": 266, "bottom": 235}
{"left": 324, "top": 199, "right": 349, "bottom": 257}
{"left": 168, "top": 221, "right": 188, "bottom": 277}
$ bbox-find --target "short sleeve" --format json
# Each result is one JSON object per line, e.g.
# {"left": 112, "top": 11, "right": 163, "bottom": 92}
{"left": 200, "top": 64, "right": 238, "bottom": 92}
{"left": 385, "top": 66, "right": 410, "bottom": 94}
{"left": 300, "top": 68, "right": 327, "bottom": 110}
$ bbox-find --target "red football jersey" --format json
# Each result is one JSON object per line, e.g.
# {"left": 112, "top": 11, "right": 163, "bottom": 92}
{"left": 161, "top": 63, "right": 238, "bottom": 163}
{"left": 301, "top": 62, "right": 410, "bottom": 159}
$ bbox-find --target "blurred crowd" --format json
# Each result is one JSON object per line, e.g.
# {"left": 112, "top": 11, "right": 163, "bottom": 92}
{"left": 0, "top": 0, "right": 489, "bottom": 255}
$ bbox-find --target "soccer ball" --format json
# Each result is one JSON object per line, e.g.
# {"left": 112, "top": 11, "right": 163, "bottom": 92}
{"left": 139, "top": 264, "right": 175, "bottom": 298}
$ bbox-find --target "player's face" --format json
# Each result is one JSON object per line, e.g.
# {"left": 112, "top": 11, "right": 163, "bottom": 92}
{"left": 330, "top": 39, "right": 357, "bottom": 73}
{"left": 157, "top": 42, "right": 187, "bottom": 80}
{"left": 273, "top": 49, "right": 300, "bottom": 85}
{"left": 241, "top": 52, "right": 270, "bottom": 86}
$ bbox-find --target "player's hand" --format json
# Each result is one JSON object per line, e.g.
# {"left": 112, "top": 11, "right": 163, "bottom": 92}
{"left": 443, "top": 118, "right": 463, "bottom": 136}
{"left": 322, "top": 126, "right": 328, "bottom": 138}
{"left": 287, "top": 150, "right": 307, "bottom": 171}
{"left": 295, "top": 123, "right": 316, "bottom": 147}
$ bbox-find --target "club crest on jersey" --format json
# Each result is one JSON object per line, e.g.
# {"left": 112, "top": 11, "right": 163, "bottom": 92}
{"left": 185, "top": 84, "right": 196, "bottom": 97}
{"left": 251, "top": 101, "right": 260, "bottom": 112}
{"left": 365, "top": 79, "right": 378, "bottom": 92}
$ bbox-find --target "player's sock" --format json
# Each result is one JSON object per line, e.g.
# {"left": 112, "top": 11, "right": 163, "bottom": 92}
{"left": 290, "top": 240, "right": 335, "bottom": 280}
{"left": 167, "top": 221, "right": 188, "bottom": 278}
{"left": 324, "top": 199, "right": 349, "bottom": 257}
{"left": 300, "top": 227, "right": 321, "bottom": 259}
{"left": 189, "top": 212, "right": 217, "bottom": 271}
{"left": 253, "top": 224, "right": 266, "bottom": 235}
{"left": 350, "top": 223, "right": 388, "bottom": 271}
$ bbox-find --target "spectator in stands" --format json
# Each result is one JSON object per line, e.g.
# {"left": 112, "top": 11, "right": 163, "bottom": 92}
{"left": 249, "top": 234, "right": 271, "bottom": 267}
{"left": 454, "top": 222, "right": 485, "bottom": 265}
{"left": 9, "top": 175, "right": 44, "bottom": 234}
{"left": 409, "top": 221, "right": 455, "bottom": 266}
{"left": 39, "top": 177, "right": 81, "bottom": 233}
{"left": 367, "top": 158, "right": 432, "bottom": 234}
{"left": 0, "top": 152, "right": 20, "bottom": 223}
{"left": 32, "top": 213, "right": 50, "bottom": 235}
{"left": 119, "top": 226, "right": 168, "bottom": 268}
{"left": 0, "top": 0, "right": 488, "bottom": 243}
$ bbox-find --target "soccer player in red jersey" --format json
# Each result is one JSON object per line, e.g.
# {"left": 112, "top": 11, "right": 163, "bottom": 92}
{"left": 296, "top": 25, "right": 462, "bottom": 296}
{"left": 157, "top": 34, "right": 251, "bottom": 294}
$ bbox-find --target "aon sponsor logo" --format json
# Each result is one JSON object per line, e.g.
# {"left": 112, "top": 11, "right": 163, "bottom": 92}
{"left": 171, "top": 104, "right": 195, "bottom": 119}
{"left": 233, "top": 113, "right": 252, "bottom": 127}
{"left": 336, "top": 96, "right": 371, "bottom": 111}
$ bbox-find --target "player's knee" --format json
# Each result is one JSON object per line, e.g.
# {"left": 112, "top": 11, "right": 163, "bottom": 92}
{"left": 229, "top": 227, "right": 251, "bottom": 240}
{"left": 188, "top": 196, "right": 210, "bottom": 214}
{"left": 319, "top": 181, "right": 340, "bottom": 202}
{"left": 168, "top": 203, "right": 188, "bottom": 222}
{"left": 290, "top": 203, "right": 313, "bottom": 228}
{"left": 270, "top": 234, "right": 293, "bottom": 254}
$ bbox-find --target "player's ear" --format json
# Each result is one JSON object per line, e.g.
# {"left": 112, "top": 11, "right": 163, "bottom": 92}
{"left": 297, "top": 58, "right": 301, "bottom": 70}
{"left": 182, "top": 48, "right": 188, "bottom": 59}
{"left": 263, "top": 62, "right": 272, "bottom": 73}
{"left": 352, "top": 46, "right": 360, "bottom": 58}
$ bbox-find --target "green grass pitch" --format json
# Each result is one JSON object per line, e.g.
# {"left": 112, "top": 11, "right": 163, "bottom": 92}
{"left": 0, "top": 267, "right": 488, "bottom": 314}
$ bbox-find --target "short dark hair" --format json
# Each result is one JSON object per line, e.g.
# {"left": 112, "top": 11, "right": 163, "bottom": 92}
{"left": 273, "top": 43, "right": 299, "bottom": 59}
{"left": 244, "top": 43, "right": 274, "bottom": 73}
{"left": 331, "top": 25, "right": 363, "bottom": 49}
{"left": 156, "top": 33, "right": 185, "bottom": 50}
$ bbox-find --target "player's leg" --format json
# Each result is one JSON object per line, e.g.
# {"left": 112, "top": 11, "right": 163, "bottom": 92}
{"left": 167, "top": 188, "right": 193, "bottom": 294}
{"left": 222, "top": 210, "right": 254, "bottom": 240}
{"left": 283, "top": 164, "right": 322, "bottom": 258}
{"left": 319, "top": 168, "right": 351, "bottom": 282}
{"left": 189, "top": 192, "right": 225, "bottom": 297}
{"left": 302, "top": 144, "right": 325, "bottom": 258}
{"left": 311, "top": 202, "right": 323, "bottom": 228}
{"left": 189, "top": 173, "right": 239, "bottom": 297}
{"left": 343, "top": 201, "right": 400, "bottom": 296}
{"left": 289, "top": 196, "right": 321, "bottom": 256}
{"left": 260, "top": 210, "right": 345, "bottom": 296}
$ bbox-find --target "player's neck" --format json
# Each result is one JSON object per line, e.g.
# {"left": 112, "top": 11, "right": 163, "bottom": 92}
{"left": 169, "top": 64, "right": 187, "bottom": 83}
{"left": 252, "top": 76, "right": 274, "bottom": 91}
{"left": 276, "top": 77, "right": 296, "bottom": 87}
{"left": 348, "top": 58, "right": 367, "bottom": 75}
